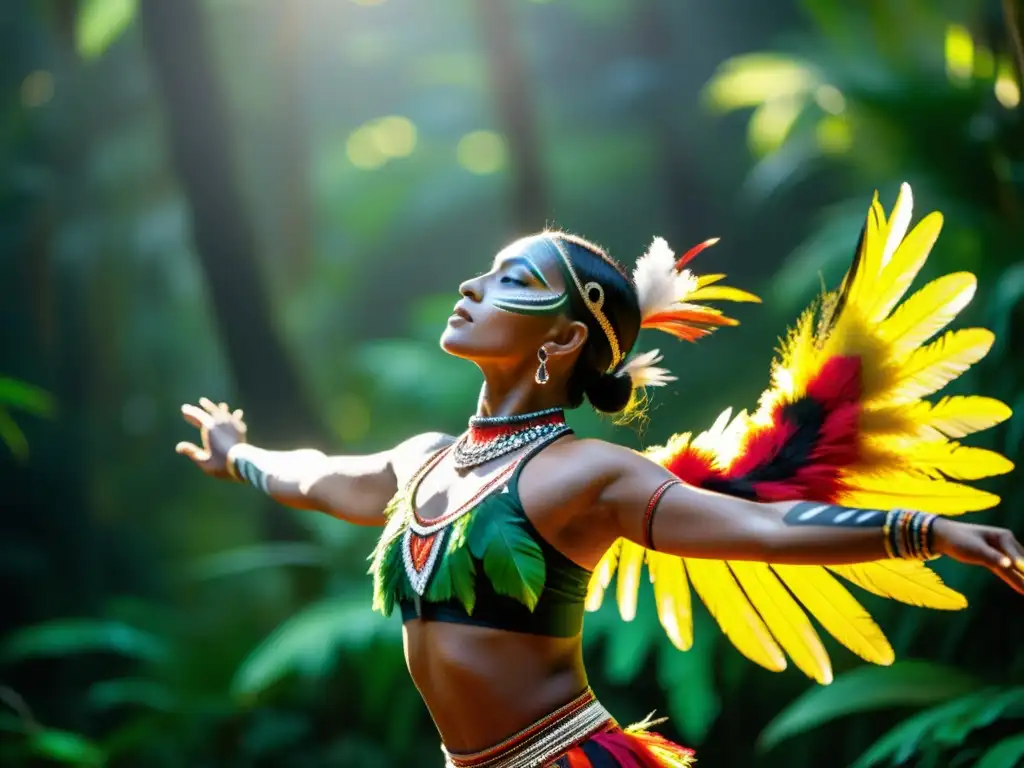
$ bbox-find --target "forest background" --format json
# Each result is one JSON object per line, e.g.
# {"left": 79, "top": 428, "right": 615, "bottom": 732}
{"left": 2, "top": 0, "right": 1023, "bottom": 766}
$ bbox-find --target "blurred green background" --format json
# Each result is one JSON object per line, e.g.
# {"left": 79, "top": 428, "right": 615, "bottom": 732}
{"left": 2, "top": 0, "right": 1023, "bottom": 765}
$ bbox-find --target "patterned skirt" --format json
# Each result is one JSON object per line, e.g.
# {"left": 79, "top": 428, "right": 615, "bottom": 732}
{"left": 441, "top": 689, "right": 695, "bottom": 768}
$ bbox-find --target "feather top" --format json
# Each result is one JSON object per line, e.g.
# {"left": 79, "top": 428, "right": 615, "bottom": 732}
{"left": 632, "top": 236, "right": 761, "bottom": 343}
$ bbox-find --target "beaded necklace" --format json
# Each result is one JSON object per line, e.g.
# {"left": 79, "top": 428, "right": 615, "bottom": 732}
{"left": 452, "top": 407, "right": 569, "bottom": 470}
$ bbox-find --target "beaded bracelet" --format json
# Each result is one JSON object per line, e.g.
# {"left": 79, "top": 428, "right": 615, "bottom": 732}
{"left": 884, "top": 509, "right": 939, "bottom": 560}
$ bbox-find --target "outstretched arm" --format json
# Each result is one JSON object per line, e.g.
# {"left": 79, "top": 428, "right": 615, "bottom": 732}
{"left": 583, "top": 441, "right": 1024, "bottom": 594}
{"left": 176, "top": 397, "right": 452, "bottom": 526}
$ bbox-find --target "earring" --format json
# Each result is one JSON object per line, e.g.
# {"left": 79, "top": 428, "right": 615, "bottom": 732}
{"left": 535, "top": 348, "right": 549, "bottom": 385}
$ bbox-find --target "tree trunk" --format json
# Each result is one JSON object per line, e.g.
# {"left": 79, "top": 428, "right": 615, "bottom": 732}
{"left": 632, "top": 0, "right": 717, "bottom": 248}
{"left": 474, "top": 0, "right": 548, "bottom": 234}
{"left": 139, "top": 0, "right": 324, "bottom": 448}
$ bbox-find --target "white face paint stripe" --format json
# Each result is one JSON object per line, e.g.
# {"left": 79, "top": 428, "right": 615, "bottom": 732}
{"left": 797, "top": 504, "right": 830, "bottom": 522}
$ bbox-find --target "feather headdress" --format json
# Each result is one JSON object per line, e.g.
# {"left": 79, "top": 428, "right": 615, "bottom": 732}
{"left": 619, "top": 236, "right": 761, "bottom": 388}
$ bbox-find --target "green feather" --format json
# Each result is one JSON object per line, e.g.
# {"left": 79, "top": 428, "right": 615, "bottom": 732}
{"left": 369, "top": 491, "right": 410, "bottom": 617}
{"left": 467, "top": 494, "right": 546, "bottom": 611}
{"left": 447, "top": 515, "right": 478, "bottom": 614}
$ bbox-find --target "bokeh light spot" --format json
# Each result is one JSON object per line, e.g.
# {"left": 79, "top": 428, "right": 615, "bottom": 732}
{"left": 372, "top": 116, "right": 417, "bottom": 158}
{"left": 346, "top": 126, "right": 387, "bottom": 170}
{"left": 21, "top": 71, "right": 54, "bottom": 108}
{"left": 995, "top": 61, "right": 1020, "bottom": 108}
{"left": 814, "top": 85, "right": 845, "bottom": 114}
{"left": 816, "top": 115, "right": 852, "bottom": 155}
{"left": 945, "top": 24, "right": 973, "bottom": 81}
{"left": 456, "top": 131, "right": 507, "bottom": 174}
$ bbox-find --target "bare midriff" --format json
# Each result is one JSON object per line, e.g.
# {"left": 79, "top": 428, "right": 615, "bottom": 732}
{"left": 402, "top": 617, "right": 588, "bottom": 753}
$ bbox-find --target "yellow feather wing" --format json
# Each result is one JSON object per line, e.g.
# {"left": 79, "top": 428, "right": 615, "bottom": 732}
{"left": 584, "top": 183, "right": 1013, "bottom": 684}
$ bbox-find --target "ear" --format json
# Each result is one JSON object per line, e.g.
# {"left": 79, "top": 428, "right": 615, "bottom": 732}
{"left": 542, "top": 319, "right": 589, "bottom": 368}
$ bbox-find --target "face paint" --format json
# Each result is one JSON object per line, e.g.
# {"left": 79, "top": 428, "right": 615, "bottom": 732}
{"left": 492, "top": 255, "right": 569, "bottom": 317}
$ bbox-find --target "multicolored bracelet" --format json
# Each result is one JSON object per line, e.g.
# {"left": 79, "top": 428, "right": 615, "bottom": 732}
{"left": 884, "top": 509, "right": 939, "bottom": 560}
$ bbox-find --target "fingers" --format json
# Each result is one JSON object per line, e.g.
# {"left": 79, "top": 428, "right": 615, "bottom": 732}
{"left": 993, "top": 562, "right": 1024, "bottom": 596}
{"left": 199, "top": 397, "right": 224, "bottom": 416}
{"left": 986, "top": 532, "right": 1024, "bottom": 596}
{"left": 175, "top": 441, "right": 211, "bottom": 463}
{"left": 181, "top": 404, "right": 213, "bottom": 430}
{"left": 998, "top": 531, "right": 1024, "bottom": 575}
{"left": 232, "top": 408, "right": 244, "bottom": 422}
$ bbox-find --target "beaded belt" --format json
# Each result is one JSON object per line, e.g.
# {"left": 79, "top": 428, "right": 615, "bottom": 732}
{"left": 442, "top": 688, "right": 615, "bottom": 768}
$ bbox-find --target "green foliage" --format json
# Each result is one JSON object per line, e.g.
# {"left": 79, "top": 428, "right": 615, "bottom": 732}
{"left": 0, "top": 377, "right": 53, "bottom": 459}
{"left": 27, "top": 729, "right": 106, "bottom": 767}
{"left": 76, "top": 0, "right": 137, "bottom": 59}
{"left": 1, "top": 620, "right": 169, "bottom": 665}
{"left": 232, "top": 594, "right": 395, "bottom": 700}
{"left": 759, "top": 661, "right": 984, "bottom": 751}
{"left": 975, "top": 733, "right": 1024, "bottom": 768}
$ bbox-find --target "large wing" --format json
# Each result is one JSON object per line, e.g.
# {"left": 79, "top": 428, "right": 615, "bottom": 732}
{"left": 588, "top": 184, "right": 1015, "bottom": 684}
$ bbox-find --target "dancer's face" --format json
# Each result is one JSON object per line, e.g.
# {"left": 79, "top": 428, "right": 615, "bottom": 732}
{"left": 441, "top": 237, "right": 584, "bottom": 369}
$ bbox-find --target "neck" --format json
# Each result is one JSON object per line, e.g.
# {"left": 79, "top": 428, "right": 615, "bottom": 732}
{"left": 473, "top": 363, "right": 567, "bottom": 420}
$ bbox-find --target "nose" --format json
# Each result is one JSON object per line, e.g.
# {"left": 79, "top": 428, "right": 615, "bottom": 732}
{"left": 459, "top": 275, "right": 483, "bottom": 303}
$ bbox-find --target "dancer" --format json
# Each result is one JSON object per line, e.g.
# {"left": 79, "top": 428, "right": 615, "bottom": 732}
{"left": 177, "top": 185, "right": 1022, "bottom": 767}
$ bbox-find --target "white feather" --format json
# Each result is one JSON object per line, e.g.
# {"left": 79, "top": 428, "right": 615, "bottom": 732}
{"left": 632, "top": 237, "right": 697, "bottom": 320}
{"left": 617, "top": 348, "right": 677, "bottom": 388}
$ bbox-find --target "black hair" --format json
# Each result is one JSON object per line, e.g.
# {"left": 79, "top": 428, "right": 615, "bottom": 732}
{"left": 537, "top": 232, "right": 642, "bottom": 414}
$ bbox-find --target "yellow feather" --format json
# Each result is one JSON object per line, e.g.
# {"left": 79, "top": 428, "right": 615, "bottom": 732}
{"left": 829, "top": 560, "right": 967, "bottom": 610}
{"left": 585, "top": 539, "right": 621, "bottom": 612}
{"left": 867, "top": 211, "right": 944, "bottom": 322}
{"left": 898, "top": 441, "right": 1015, "bottom": 480}
{"left": 648, "top": 551, "right": 693, "bottom": 651}
{"left": 685, "top": 285, "right": 763, "bottom": 303}
{"left": 879, "top": 273, "right": 977, "bottom": 357}
{"left": 773, "top": 565, "right": 895, "bottom": 665}
{"left": 696, "top": 273, "right": 726, "bottom": 288}
{"left": 730, "top": 562, "right": 833, "bottom": 683}
{"left": 845, "top": 194, "right": 885, "bottom": 309}
{"left": 616, "top": 540, "right": 646, "bottom": 621}
{"left": 907, "top": 396, "right": 1013, "bottom": 439}
{"left": 839, "top": 473, "right": 1001, "bottom": 513}
{"left": 880, "top": 182, "right": 913, "bottom": 267}
{"left": 881, "top": 328, "right": 994, "bottom": 406}
{"left": 684, "top": 558, "right": 786, "bottom": 671}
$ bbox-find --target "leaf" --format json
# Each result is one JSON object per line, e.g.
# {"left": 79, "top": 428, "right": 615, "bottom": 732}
{"left": 758, "top": 661, "right": 982, "bottom": 751}
{"left": 467, "top": 495, "right": 545, "bottom": 611}
{"left": 1, "top": 620, "right": 169, "bottom": 665}
{"left": 656, "top": 614, "right": 721, "bottom": 744}
{"left": 851, "top": 690, "right": 1000, "bottom": 768}
{"left": 86, "top": 679, "right": 176, "bottom": 713}
{"left": 0, "top": 378, "right": 55, "bottom": 416}
{"left": 76, "top": 0, "right": 137, "bottom": 59}
{"left": 186, "top": 543, "right": 329, "bottom": 581}
{"left": 0, "top": 409, "right": 28, "bottom": 460}
{"left": 232, "top": 594, "right": 394, "bottom": 699}
{"left": 29, "top": 729, "right": 106, "bottom": 766}
{"left": 975, "top": 734, "right": 1024, "bottom": 768}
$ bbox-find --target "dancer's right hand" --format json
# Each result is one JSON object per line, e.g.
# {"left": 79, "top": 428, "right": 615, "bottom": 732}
{"left": 176, "top": 397, "right": 247, "bottom": 479}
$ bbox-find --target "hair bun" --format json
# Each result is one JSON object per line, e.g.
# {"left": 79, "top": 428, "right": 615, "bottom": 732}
{"left": 584, "top": 370, "right": 634, "bottom": 414}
